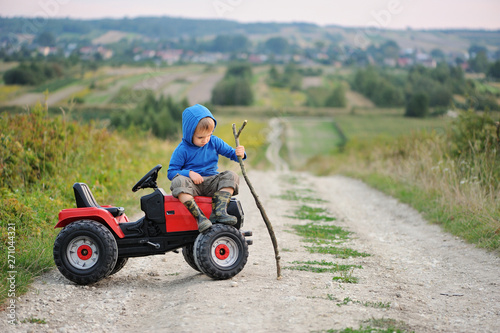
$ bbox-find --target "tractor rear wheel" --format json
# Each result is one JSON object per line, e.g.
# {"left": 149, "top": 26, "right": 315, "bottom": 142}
{"left": 109, "top": 257, "right": 128, "bottom": 276}
{"left": 53, "top": 220, "right": 118, "bottom": 285}
{"left": 182, "top": 244, "right": 200, "bottom": 272}
{"left": 193, "top": 224, "right": 248, "bottom": 280}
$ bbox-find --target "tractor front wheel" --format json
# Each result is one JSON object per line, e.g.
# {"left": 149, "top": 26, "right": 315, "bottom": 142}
{"left": 193, "top": 224, "right": 248, "bottom": 280}
{"left": 53, "top": 220, "right": 118, "bottom": 285}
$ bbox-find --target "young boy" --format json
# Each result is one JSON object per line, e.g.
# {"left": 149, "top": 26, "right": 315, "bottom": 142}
{"left": 167, "top": 104, "right": 246, "bottom": 232}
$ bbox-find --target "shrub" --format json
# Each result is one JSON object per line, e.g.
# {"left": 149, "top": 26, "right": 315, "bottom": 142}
{"left": 352, "top": 67, "right": 404, "bottom": 107}
{"left": 211, "top": 76, "right": 253, "bottom": 106}
{"left": 211, "top": 62, "right": 254, "bottom": 106}
{"left": 111, "top": 92, "right": 188, "bottom": 139}
{"left": 225, "top": 62, "right": 253, "bottom": 80}
{"left": 3, "top": 62, "right": 63, "bottom": 86}
{"left": 267, "top": 64, "right": 302, "bottom": 91}
{"left": 405, "top": 93, "right": 429, "bottom": 118}
{"left": 325, "top": 85, "right": 347, "bottom": 107}
{"left": 305, "top": 86, "right": 330, "bottom": 107}
{"left": 488, "top": 60, "right": 500, "bottom": 79}
{"left": 448, "top": 109, "right": 499, "bottom": 158}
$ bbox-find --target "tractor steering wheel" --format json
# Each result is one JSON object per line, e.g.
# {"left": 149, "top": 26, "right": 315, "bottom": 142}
{"left": 132, "top": 164, "right": 162, "bottom": 192}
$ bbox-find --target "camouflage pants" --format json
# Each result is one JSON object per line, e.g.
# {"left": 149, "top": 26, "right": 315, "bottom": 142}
{"left": 170, "top": 170, "right": 240, "bottom": 198}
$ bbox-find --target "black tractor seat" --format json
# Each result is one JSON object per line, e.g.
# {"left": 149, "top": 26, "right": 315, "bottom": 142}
{"left": 73, "top": 182, "right": 125, "bottom": 217}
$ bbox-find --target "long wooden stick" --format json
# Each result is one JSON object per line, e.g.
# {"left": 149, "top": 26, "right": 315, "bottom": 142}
{"left": 233, "top": 121, "right": 282, "bottom": 280}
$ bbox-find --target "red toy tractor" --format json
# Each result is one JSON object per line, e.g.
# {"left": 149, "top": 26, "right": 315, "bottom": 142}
{"left": 53, "top": 164, "right": 252, "bottom": 285}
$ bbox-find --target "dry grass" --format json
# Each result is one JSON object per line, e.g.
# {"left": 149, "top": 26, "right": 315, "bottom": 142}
{"left": 329, "top": 131, "right": 500, "bottom": 252}
{"left": 0, "top": 84, "right": 22, "bottom": 102}
{"left": 345, "top": 89, "right": 375, "bottom": 108}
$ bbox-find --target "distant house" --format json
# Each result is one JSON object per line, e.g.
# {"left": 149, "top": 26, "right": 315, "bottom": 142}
{"left": 157, "top": 49, "right": 183, "bottom": 65}
{"left": 38, "top": 46, "right": 58, "bottom": 56}
{"left": 247, "top": 54, "right": 268, "bottom": 64}
{"left": 79, "top": 46, "right": 93, "bottom": 56}
{"left": 383, "top": 58, "right": 397, "bottom": 67}
{"left": 141, "top": 50, "right": 156, "bottom": 58}
{"left": 190, "top": 52, "right": 229, "bottom": 64}
{"left": 415, "top": 51, "right": 436, "bottom": 68}
{"left": 397, "top": 57, "right": 413, "bottom": 67}
{"left": 97, "top": 46, "right": 113, "bottom": 60}
{"left": 79, "top": 46, "right": 113, "bottom": 60}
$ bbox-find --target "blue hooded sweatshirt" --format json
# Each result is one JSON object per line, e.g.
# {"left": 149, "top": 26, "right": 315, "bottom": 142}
{"left": 167, "top": 104, "right": 244, "bottom": 180}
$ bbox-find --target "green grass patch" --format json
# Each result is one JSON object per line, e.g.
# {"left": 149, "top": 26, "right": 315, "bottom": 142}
{"left": 327, "top": 318, "right": 413, "bottom": 333}
{"left": 21, "top": 317, "right": 47, "bottom": 324}
{"left": 279, "top": 174, "right": 300, "bottom": 185}
{"left": 305, "top": 246, "right": 371, "bottom": 258}
{"left": 332, "top": 272, "right": 359, "bottom": 284}
{"left": 31, "top": 77, "right": 80, "bottom": 93}
{"left": 285, "top": 260, "right": 361, "bottom": 274}
{"left": 267, "top": 86, "right": 307, "bottom": 108}
{"left": 334, "top": 109, "right": 449, "bottom": 140}
{"left": 292, "top": 224, "right": 350, "bottom": 244}
{"left": 274, "top": 189, "right": 327, "bottom": 203}
{"left": 285, "top": 117, "right": 344, "bottom": 168}
{"left": 287, "top": 205, "right": 336, "bottom": 222}
{"left": 336, "top": 297, "right": 391, "bottom": 309}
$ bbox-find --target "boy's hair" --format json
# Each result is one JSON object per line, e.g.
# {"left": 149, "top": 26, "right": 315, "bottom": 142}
{"left": 196, "top": 117, "right": 215, "bottom": 133}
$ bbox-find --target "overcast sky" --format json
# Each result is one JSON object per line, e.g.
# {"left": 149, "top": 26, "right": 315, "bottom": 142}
{"left": 1, "top": 0, "right": 499, "bottom": 30}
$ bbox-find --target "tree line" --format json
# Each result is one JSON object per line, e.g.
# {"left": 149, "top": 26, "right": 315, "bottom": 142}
{"left": 352, "top": 63, "right": 500, "bottom": 117}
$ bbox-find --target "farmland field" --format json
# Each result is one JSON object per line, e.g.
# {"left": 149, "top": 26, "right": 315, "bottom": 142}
{"left": 0, "top": 64, "right": 220, "bottom": 108}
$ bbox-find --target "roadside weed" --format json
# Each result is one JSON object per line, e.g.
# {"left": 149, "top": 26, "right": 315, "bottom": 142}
{"left": 287, "top": 205, "right": 336, "bottom": 222}
{"left": 21, "top": 317, "right": 47, "bottom": 324}
{"left": 325, "top": 317, "right": 413, "bottom": 333}
{"left": 273, "top": 189, "right": 327, "bottom": 203}
{"left": 285, "top": 260, "right": 361, "bottom": 274}
{"left": 336, "top": 297, "right": 391, "bottom": 309}
{"left": 292, "top": 224, "right": 350, "bottom": 243}
{"left": 305, "top": 246, "right": 370, "bottom": 258}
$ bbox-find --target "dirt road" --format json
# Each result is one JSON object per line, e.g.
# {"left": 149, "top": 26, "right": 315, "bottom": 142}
{"left": 3, "top": 168, "right": 499, "bottom": 332}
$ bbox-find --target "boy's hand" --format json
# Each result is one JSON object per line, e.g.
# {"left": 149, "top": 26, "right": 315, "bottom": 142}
{"left": 235, "top": 145, "right": 245, "bottom": 158}
{"left": 189, "top": 171, "right": 204, "bottom": 184}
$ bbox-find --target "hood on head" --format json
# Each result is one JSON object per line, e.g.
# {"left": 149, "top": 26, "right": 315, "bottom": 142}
{"left": 182, "top": 104, "right": 217, "bottom": 145}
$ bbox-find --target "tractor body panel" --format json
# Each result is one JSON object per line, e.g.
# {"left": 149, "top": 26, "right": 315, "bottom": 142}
{"left": 165, "top": 196, "right": 212, "bottom": 232}
{"left": 56, "top": 207, "right": 127, "bottom": 238}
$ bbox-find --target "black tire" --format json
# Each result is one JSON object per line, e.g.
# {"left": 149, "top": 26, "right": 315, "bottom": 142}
{"left": 193, "top": 224, "right": 248, "bottom": 280}
{"left": 182, "top": 244, "right": 200, "bottom": 272}
{"left": 53, "top": 220, "right": 118, "bottom": 285}
{"left": 109, "top": 257, "right": 128, "bottom": 276}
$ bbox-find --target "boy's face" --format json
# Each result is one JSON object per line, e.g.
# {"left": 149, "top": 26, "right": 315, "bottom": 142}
{"left": 192, "top": 129, "right": 213, "bottom": 147}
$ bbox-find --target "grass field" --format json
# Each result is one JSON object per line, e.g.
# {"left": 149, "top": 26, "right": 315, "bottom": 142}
{"left": 284, "top": 117, "right": 344, "bottom": 168}
{"left": 334, "top": 109, "right": 451, "bottom": 140}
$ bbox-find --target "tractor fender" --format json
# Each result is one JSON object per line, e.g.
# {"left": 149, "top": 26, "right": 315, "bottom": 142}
{"left": 56, "top": 207, "right": 126, "bottom": 238}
